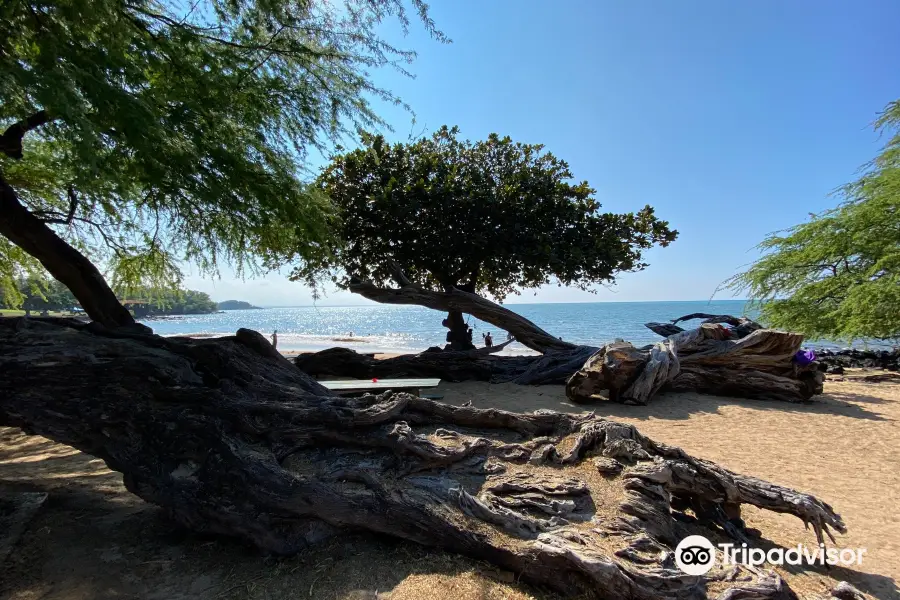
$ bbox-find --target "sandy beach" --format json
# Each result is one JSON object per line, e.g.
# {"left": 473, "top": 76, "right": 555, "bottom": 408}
{"left": 1, "top": 373, "right": 898, "bottom": 600}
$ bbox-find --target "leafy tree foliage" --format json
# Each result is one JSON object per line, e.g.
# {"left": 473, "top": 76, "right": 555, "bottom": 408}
{"left": 0, "top": 0, "right": 443, "bottom": 322}
{"left": 218, "top": 300, "right": 262, "bottom": 310}
{"left": 1, "top": 276, "right": 217, "bottom": 316}
{"left": 298, "top": 126, "right": 677, "bottom": 299}
{"left": 121, "top": 288, "right": 218, "bottom": 317}
{"left": 0, "top": 239, "right": 43, "bottom": 308}
{"left": 729, "top": 100, "right": 900, "bottom": 342}
{"left": 2, "top": 276, "right": 78, "bottom": 313}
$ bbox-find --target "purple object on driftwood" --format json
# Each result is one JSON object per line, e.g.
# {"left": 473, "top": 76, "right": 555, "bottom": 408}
{"left": 793, "top": 349, "right": 817, "bottom": 366}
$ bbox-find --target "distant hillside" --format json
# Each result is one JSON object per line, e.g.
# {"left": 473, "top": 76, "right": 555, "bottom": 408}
{"left": 217, "top": 300, "right": 262, "bottom": 310}
{"left": 0, "top": 278, "right": 219, "bottom": 318}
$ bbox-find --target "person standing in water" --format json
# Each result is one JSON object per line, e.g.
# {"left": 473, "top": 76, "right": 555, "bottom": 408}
{"left": 271, "top": 330, "right": 278, "bottom": 349}
{"left": 483, "top": 332, "right": 493, "bottom": 348}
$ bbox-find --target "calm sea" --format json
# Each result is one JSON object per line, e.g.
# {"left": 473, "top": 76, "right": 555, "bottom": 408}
{"left": 143, "top": 300, "right": 762, "bottom": 355}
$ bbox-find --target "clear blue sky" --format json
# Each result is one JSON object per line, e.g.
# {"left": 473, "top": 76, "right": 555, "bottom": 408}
{"left": 185, "top": 0, "right": 900, "bottom": 306}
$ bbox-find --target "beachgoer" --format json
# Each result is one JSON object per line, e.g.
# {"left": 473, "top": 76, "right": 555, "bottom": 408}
{"left": 271, "top": 330, "right": 278, "bottom": 349}
{"left": 507, "top": 332, "right": 513, "bottom": 341}
{"left": 484, "top": 332, "right": 493, "bottom": 348}
{"left": 467, "top": 327, "right": 474, "bottom": 343}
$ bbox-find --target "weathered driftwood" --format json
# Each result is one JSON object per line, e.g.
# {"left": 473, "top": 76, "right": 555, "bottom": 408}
{"left": 0, "top": 318, "right": 850, "bottom": 599}
{"left": 645, "top": 313, "right": 763, "bottom": 340}
{"left": 295, "top": 344, "right": 598, "bottom": 386}
{"left": 567, "top": 323, "right": 824, "bottom": 405}
{"left": 296, "top": 346, "right": 505, "bottom": 381}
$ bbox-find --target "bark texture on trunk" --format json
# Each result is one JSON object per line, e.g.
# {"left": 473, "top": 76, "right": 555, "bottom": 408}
{"left": 348, "top": 276, "right": 574, "bottom": 354}
{"left": 567, "top": 322, "right": 823, "bottom": 405}
{"left": 0, "top": 318, "right": 851, "bottom": 599}
{"left": 0, "top": 176, "right": 137, "bottom": 329}
{"left": 443, "top": 309, "right": 476, "bottom": 351}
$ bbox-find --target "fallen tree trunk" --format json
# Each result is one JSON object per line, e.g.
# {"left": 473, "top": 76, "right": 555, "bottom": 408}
{"left": 295, "top": 344, "right": 598, "bottom": 385}
{"left": 567, "top": 323, "right": 824, "bottom": 405}
{"left": 295, "top": 346, "right": 508, "bottom": 381}
{"left": 0, "top": 318, "right": 850, "bottom": 599}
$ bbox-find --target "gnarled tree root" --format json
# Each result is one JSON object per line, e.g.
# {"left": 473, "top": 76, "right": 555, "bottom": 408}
{"left": 0, "top": 318, "right": 850, "bottom": 599}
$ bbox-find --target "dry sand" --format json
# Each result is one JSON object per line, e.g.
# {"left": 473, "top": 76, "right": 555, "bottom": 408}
{"left": 1, "top": 374, "right": 898, "bottom": 600}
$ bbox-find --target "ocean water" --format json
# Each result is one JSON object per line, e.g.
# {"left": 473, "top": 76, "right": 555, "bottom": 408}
{"left": 142, "top": 299, "right": 756, "bottom": 355}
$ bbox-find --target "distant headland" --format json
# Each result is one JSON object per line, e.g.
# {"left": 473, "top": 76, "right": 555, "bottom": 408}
{"left": 217, "top": 300, "right": 262, "bottom": 310}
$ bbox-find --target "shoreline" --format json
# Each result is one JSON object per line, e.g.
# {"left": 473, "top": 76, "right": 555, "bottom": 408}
{"left": 2, "top": 312, "right": 890, "bottom": 354}
{"left": 276, "top": 346, "right": 531, "bottom": 359}
{"left": 156, "top": 329, "right": 894, "bottom": 358}
{"left": 280, "top": 349, "right": 406, "bottom": 359}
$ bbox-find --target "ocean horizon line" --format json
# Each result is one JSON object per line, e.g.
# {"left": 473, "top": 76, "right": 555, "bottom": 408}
{"left": 242, "top": 298, "right": 751, "bottom": 310}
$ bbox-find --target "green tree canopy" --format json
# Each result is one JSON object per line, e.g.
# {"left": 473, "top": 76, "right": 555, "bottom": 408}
{"left": 297, "top": 126, "right": 677, "bottom": 300}
{"left": 0, "top": 0, "right": 443, "bottom": 326}
{"left": 728, "top": 100, "right": 900, "bottom": 342}
{"left": 0, "top": 276, "right": 217, "bottom": 317}
{"left": 1, "top": 275, "right": 77, "bottom": 313}
{"left": 120, "top": 288, "right": 219, "bottom": 317}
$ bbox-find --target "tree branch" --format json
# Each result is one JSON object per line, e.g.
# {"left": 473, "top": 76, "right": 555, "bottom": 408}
{"left": 0, "top": 110, "right": 52, "bottom": 159}
{"left": 467, "top": 264, "right": 480, "bottom": 290}
{"left": 387, "top": 259, "right": 414, "bottom": 287}
{"left": 33, "top": 205, "right": 125, "bottom": 254}
{"left": 348, "top": 275, "right": 577, "bottom": 354}
{"left": 0, "top": 174, "right": 138, "bottom": 329}
{"left": 126, "top": 4, "right": 342, "bottom": 61}
{"left": 65, "top": 187, "right": 79, "bottom": 224}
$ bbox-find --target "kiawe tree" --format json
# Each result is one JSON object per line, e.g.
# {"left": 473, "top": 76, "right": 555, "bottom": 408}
{"left": 0, "top": 0, "right": 446, "bottom": 327}
{"left": 729, "top": 99, "right": 900, "bottom": 343}
{"left": 297, "top": 126, "right": 677, "bottom": 351}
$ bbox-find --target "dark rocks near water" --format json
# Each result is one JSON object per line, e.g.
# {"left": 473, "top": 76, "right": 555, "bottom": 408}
{"left": 815, "top": 348, "right": 900, "bottom": 372}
